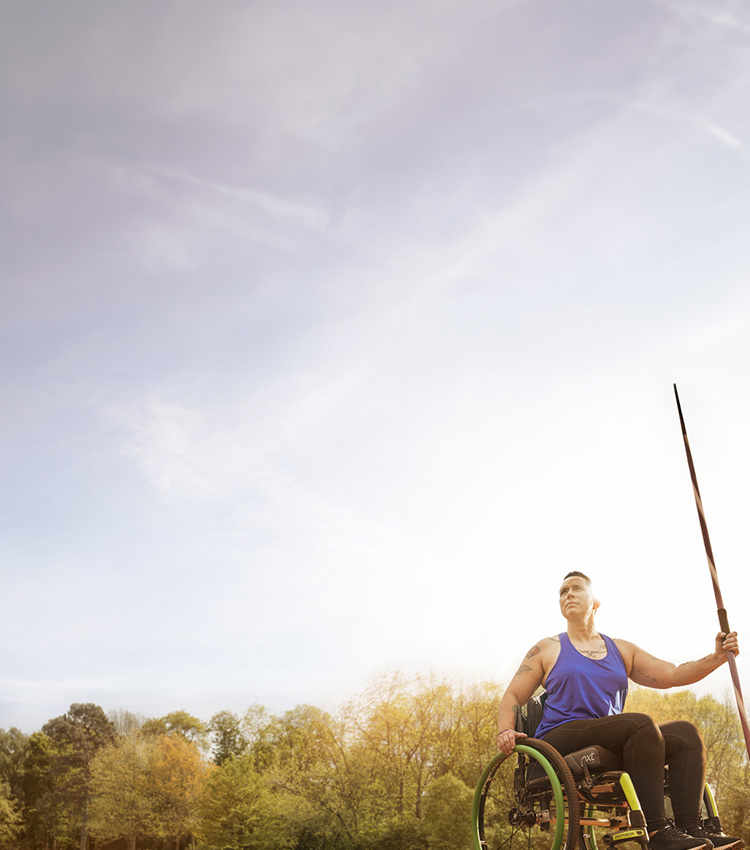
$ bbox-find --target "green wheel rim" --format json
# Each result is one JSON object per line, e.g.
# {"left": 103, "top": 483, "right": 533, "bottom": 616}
{"left": 472, "top": 743, "right": 566, "bottom": 850}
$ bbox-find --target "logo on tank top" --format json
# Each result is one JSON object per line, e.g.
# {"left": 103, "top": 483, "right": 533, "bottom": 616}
{"left": 607, "top": 690, "right": 625, "bottom": 715}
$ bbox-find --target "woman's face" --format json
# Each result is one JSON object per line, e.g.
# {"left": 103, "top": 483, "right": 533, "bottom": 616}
{"left": 558, "top": 576, "right": 597, "bottom": 620}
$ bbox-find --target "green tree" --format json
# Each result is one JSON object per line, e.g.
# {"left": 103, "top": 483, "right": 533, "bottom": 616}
{"left": 0, "top": 779, "right": 21, "bottom": 849}
{"left": 89, "top": 733, "right": 157, "bottom": 850}
{"left": 208, "top": 711, "right": 247, "bottom": 765}
{"left": 453, "top": 681, "right": 504, "bottom": 786}
{"left": 21, "top": 731, "right": 73, "bottom": 850}
{"left": 355, "top": 676, "right": 420, "bottom": 820}
{"left": 354, "top": 676, "right": 464, "bottom": 821}
{"left": 0, "top": 727, "right": 28, "bottom": 805}
{"left": 42, "top": 703, "right": 116, "bottom": 850}
{"left": 366, "top": 814, "right": 427, "bottom": 850}
{"left": 262, "top": 704, "right": 367, "bottom": 845}
{"left": 422, "top": 773, "right": 474, "bottom": 850}
{"left": 196, "top": 752, "right": 297, "bottom": 850}
{"left": 243, "top": 706, "right": 275, "bottom": 773}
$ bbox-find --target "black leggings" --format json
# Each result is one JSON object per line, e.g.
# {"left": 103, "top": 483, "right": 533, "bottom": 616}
{"left": 540, "top": 713, "right": 705, "bottom": 828}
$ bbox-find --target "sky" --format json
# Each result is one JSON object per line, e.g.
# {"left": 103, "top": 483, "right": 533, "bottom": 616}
{"left": 2, "top": 0, "right": 750, "bottom": 733}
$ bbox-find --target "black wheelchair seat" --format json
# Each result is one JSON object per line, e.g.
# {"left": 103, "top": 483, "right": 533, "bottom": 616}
{"left": 564, "top": 744, "right": 621, "bottom": 779}
{"left": 527, "top": 743, "right": 621, "bottom": 785}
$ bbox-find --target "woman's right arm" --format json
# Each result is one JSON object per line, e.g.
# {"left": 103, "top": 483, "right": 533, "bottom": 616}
{"left": 496, "top": 641, "right": 547, "bottom": 754}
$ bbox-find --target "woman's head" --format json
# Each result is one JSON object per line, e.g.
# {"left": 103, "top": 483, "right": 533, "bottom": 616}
{"left": 559, "top": 571, "right": 600, "bottom": 622}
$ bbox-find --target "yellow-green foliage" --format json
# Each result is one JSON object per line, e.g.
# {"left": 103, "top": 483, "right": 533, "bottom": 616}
{"left": 0, "top": 779, "right": 21, "bottom": 849}
{"left": 6, "top": 682, "right": 750, "bottom": 850}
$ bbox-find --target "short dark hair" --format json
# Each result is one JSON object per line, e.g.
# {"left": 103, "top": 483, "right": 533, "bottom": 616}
{"left": 563, "top": 570, "right": 591, "bottom": 584}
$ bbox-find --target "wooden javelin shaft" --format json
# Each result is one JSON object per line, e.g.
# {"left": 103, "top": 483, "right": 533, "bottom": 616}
{"left": 673, "top": 384, "right": 750, "bottom": 760}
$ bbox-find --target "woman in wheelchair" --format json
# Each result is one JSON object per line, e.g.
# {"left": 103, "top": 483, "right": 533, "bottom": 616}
{"left": 495, "top": 571, "right": 741, "bottom": 850}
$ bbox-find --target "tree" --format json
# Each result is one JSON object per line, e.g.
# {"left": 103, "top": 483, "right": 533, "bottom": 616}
{"left": 42, "top": 703, "right": 116, "bottom": 850}
{"left": 108, "top": 709, "right": 145, "bottom": 738}
{"left": 208, "top": 711, "right": 247, "bottom": 765}
{"left": 0, "top": 727, "right": 28, "bottom": 805}
{"left": 196, "top": 752, "right": 297, "bottom": 850}
{"left": 354, "top": 675, "right": 460, "bottom": 821}
{"left": 142, "top": 711, "right": 207, "bottom": 750}
{"left": 368, "top": 815, "right": 427, "bottom": 850}
{"left": 89, "top": 733, "right": 157, "bottom": 850}
{"left": 243, "top": 706, "right": 274, "bottom": 772}
{"left": 422, "top": 773, "right": 474, "bottom": 850}
{"left": 0, "top": 779, "right": 21, "bottom": 849}
{"left": 21, "top": 731, "right": 73, "bottom": 850}
{"left": 262, "top": 704, "right": 366, "bottom": 844}
{"left": 453, "top": 681, "right": 504, "bottom": 786}
{"left": 355, "top": 676, "right": 420, "bottom": 820}
{"left": 150, "top": 734, "right": 210, "bottom": 850}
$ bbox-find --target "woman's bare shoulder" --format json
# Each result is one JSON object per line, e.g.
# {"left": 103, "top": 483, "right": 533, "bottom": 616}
{"left": 534, "top": 635, "right": 562, "bottom": 661}
{"left": 519, "top": 635, "right": 560, "bottom": 666}
{"left": 611, "top": 637, "right": 636, "bottom": 671}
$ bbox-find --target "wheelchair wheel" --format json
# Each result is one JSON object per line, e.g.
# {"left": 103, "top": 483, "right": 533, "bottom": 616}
{"left": 473, "top": 738, "right": 580, "bottom": 850}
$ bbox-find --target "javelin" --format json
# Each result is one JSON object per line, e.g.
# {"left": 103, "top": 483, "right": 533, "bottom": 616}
{"left": 673, "top": 383, "right": 750, "bottom": 760}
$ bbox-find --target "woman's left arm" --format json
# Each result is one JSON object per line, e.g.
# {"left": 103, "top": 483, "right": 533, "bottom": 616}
{"left": 622, "top": 632, "right": 739, "bottom": 689}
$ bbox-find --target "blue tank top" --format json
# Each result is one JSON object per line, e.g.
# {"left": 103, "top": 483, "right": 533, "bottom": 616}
{"left": 534, "top": 632, "right": 628, "bottom": 739}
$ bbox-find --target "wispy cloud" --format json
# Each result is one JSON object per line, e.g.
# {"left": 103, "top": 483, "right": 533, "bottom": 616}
{"left": 148, "top": 168, "right": 330, "bottom": 231}
{"left": 703, "top": 121, "right": 743, "bottom": 148}
{"left": 107, "top": 398, "right": 217, "bottom": 499}
{"left": 103, "top": 356, "right": 369, "bottom": 505}
{"left": 617, "top": 96, "right": 745, "bottom": 151}
{"left": 109, "top": 160, "right": 330, "bottom": 269}
{"left": 658, "top": 0, "right": 750, "bottom": 34}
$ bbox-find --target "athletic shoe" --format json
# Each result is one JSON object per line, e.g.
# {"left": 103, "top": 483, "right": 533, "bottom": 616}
{"left": 684, "top": 826, "right": 743, "bottom": 850}
{"left": 649, "top": 821, "right": 713, "bottom": 850}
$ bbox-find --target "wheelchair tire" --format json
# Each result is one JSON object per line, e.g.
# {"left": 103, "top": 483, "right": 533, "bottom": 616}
{"left": 472, "top": 737, "right": 580, "bottom": 850}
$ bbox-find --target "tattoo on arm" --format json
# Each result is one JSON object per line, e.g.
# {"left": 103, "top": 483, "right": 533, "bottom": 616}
{"left": 525, "top": 645, "right": 541, "bottom": 659}
{"left": 512, "top": 664, "right": 532, "bottom": 680}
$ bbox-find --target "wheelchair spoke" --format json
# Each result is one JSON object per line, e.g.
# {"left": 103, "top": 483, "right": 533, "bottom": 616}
{"left": 474, "top": 741, "right": 582, "bottom": 850}
{"left": 482, "top": 789, "right": 569, "bottom": 850}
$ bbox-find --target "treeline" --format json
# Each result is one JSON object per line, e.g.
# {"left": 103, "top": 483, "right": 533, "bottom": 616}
{"left": 0, "top": 677, "right": 747, "bottom": 850}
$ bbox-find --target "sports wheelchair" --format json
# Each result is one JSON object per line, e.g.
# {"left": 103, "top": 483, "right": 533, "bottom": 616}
{"left": 472, "top": 695, "right": 723, "bottom": 850}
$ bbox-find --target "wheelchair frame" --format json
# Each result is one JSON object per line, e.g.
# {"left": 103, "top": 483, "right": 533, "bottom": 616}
{"left": 472, "top": 700, "right": 722, "bottom": 850}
